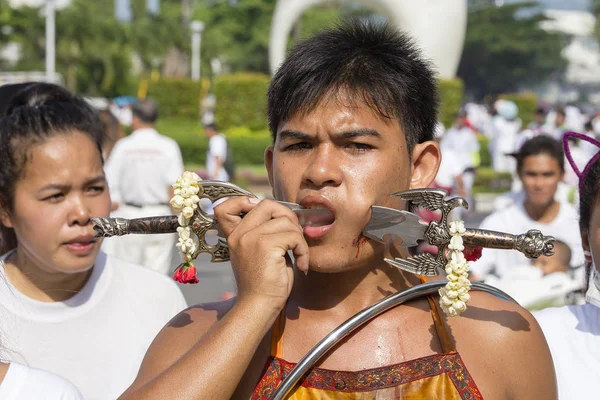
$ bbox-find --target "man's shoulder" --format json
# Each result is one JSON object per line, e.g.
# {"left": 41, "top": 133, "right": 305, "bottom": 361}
{"left": 449, "top": 290, "right": 545, "bottom": 349}
{"left": 155, "top": 132, "right": 181, "bottom": 148}
{"left": 162, "top": 298, "right": 236, "bottom": 338}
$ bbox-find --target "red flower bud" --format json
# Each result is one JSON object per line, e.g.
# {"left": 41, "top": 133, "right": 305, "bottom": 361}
{"left": 173, "top": 262, "right": 199, "bottom": 284}
{"left": 182, "top": 264, "right": 199, "bottom": 284}
{"left": 173, "top": 264, "right": 185, "bottom": 283}
{"left": 464, "top": 246, "right": 483, "bottom": 262}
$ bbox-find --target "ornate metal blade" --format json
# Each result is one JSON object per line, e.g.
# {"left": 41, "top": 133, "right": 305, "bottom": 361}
{"left": 362, "top": 206, "right": 427, "bottom": 247}
{"left": 92, "top": 180, "right": 334, "bottom": 263}
{"left": 373, "top": 188, "right": 556, "bottom": 276}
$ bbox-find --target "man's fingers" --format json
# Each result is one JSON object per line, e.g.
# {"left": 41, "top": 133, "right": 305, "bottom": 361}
{"left": 217, "top": 198, "right": 301, "bottom": 240}
{"left": 249, "top": 230, "right": 309, "bottom": 274}
{"left": 213, "top": 196, "right": 260, "bottom": 237}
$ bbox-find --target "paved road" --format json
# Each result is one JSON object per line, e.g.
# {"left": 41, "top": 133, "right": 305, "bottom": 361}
{"left": 177, "top": 211, "right": 489, "bottom": 306}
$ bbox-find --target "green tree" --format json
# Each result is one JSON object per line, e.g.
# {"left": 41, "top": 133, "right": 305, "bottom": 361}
{"left": 6, "top": 0, "right": 132, "bottom": 96}
{"left": 593, "top": 0, "right": 600, "bottom": 39}
{"left": 128, "top": 0, "right": 188, "bottom": 74}
{"left": 193, "top": 0, "right": 276, "bottom": 74}
{"left": 458, "top": 1, "right": 568, "bottom": 98}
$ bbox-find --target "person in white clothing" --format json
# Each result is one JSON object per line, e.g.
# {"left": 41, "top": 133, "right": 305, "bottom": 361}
{"left": 104, "top": 98, "right": 184, "bottom": 275}
{"left": 204, "top": 123, "right": 230, "bottom": 182}
{"left": 490, "top": 100, "right": 522, "bottom": 174}
{"left": 0, "top": 362, "right": 83, "bottom": 400}
{"left": 0, "top": 83, "right": 187, "bottom": 400}
{"left": 535, "top": 131, "right": 600, "bottom": 399}
{"left": 471, "top": 136, "right": 584, "bottom": 280}
{"left": 439, "top": 111, "right": 480, "bottom": 217}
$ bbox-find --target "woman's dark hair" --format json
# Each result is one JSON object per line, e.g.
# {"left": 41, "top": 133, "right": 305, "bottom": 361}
{"left": 0, "top": 82, "right": 104, "bottom": 254}
{"left": 579, "top": 157, "right": 600, "bottom": 290}
{"left": 268, "top": 20, "right": 439, "bottom": 154}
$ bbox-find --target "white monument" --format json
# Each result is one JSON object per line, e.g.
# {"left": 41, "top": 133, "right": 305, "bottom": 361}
{"left": 269, "top": 0, "right": 468, "bottom": 79}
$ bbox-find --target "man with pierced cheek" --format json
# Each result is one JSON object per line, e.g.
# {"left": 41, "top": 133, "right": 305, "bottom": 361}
{"left": 121, "top": 22, "right": 557, "bottom": 400}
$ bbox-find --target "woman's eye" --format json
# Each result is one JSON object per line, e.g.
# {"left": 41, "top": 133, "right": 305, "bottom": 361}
{"left": 88, "top": 186, "right": 105, "bottom": 194}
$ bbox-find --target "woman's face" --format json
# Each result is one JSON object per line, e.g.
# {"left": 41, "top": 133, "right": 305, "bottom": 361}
{"left": 1, "top": 132, "right": 110, "bottom": 274}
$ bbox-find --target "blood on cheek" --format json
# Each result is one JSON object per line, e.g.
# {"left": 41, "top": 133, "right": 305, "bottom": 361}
{"left": 352, "top": 235, "right": 369, "bottom": 258}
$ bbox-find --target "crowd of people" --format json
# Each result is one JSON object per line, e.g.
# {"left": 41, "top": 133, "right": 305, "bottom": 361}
{"left": 0, "top": 20, "right": 599, "bottom": 399}
{"left": 433, "top": 95, "right": 600, "bottom": 310}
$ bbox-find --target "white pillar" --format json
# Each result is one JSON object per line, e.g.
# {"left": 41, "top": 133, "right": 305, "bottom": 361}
{"left": 269, "top": 0, "right": 468, "bottom": 79}
{"left": 45, "top": 0, "right": 56, "bottom": 82}
{"left": 191, "top": 21, "right": 205, "bottom": 82}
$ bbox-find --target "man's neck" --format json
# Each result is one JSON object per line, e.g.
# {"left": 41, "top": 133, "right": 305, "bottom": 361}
{"left": 288, "top": 248, "right": 420, "bottom": 316}
{"left": 132, "top": 122, "right": 154, "bottom": 132}
{"left": 3, "top": 248, "right": 93, "bottom": 302}
{"left": 523, "top": 198, "right": 560, "bottom": 223}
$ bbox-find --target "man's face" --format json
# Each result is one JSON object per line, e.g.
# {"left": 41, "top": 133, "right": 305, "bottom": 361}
{"left": 265, "top": 96, "right": 439, "bottom": 272}
{"left": 519, "top": 154, "right": 563, "bottom": 208}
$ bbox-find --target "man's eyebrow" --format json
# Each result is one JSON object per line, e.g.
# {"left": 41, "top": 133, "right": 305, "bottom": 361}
{"left": 334, "top": 128, "right": 381, "bottom": 139}
{"left": 278, "top": 128, "right": 381, "bottom": 140}
{"left": 278, "top": 130, "right": 312, "bottom": 141}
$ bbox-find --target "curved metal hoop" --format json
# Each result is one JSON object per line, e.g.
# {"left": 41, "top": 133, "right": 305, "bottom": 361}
{"left": 270, "top": 281, "right": 515, "bottom": 400}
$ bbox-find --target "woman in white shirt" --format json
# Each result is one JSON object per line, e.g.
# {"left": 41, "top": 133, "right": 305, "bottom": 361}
{"left": 535, "top": 132, "right": 600, "bottom": 398}
{"left": 0, "top": 83, "right": 187, "bottom": 400}
{"left": 0, "top": 362, "right": 83, "bottom": 400}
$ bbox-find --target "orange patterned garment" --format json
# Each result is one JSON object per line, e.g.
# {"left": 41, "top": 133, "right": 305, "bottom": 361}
{"left": 252, "top": 297, "right": 483, "bottom": 400}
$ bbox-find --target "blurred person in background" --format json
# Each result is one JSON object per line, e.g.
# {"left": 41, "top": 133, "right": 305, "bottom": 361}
{"left": 204, "top": 122, "right": 230, "bottom": 182}
{"left": 471, "top": 136, "right": 584, "bottom": 281}
{"left": 99, "top": 108, "right": 125, "bottom": 161}
{"left": 535, "top": 132, "right": 600, "bottom": 398}
{"left": 548, "top": 107, "right": 567, "bottom": 141}
{"left": 490, "top": 99, "right": 521, "bottom": 175}
{"left": 103, "top": 98, "right": 184, "bottom": 275}
{"left": 486, "top": 240, "right": 580, "bottom": 310}
{"left": 439, "top": 110, "right": 479, "bottom": 217}
{"left": 0, "top": 83, "right": 187, "bottom": 399}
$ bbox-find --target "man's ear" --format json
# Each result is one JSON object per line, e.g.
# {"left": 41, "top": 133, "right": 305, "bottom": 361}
{"left": 581, "top": 229, "right": 593, "bottom": 263}
{"left": 409, "top": 141, "right": 441, "bottom": 189}
{"left": 264, "top": 146, "right": 275, "bottom": 197}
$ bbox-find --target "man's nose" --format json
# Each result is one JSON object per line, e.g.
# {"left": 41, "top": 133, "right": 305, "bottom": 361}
{"left": 302, "top": 144, "right": 343, "bottom": 188}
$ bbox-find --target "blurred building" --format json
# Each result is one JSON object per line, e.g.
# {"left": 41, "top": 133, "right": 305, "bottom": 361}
{"left": 538, "top": 10, "right": 600, "bottom": 105}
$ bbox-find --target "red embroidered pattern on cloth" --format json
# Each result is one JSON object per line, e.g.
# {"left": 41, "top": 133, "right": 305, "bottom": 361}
{"left": 252, "top": 351, "right": 483, "bottom": 399}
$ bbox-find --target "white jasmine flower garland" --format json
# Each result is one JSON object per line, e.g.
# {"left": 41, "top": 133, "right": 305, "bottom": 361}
{"left": 439, "top": 220, "right": 472, "bottom": 317}
{"left": 170, "top": 171, "right": 203, "bottom": 284}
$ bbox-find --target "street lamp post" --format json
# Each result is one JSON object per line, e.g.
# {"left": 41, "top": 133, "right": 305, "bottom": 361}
{"left": 190, "top": 20, "right": 205, "bottom": 81}
{"left": 45, "top": 0, "right": 56, "bottom": 82}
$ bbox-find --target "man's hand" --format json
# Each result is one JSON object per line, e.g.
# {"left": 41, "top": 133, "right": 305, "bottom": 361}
{"left": 214, "top": 197, "right": 309, "bottom": 308}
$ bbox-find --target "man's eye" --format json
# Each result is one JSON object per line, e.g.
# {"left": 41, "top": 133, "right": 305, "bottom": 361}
{"left": 285, "top": 142, "right": 311, "bottom": 151}
{"left": 347, "top": 143, "right": 372, "bottom": 151}
{"left": 45, "top": 193, "right": 64, "bottom": 202}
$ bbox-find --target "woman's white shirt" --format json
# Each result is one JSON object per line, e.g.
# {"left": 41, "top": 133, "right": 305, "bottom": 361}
{"left": 0, "top": 250, "right": 187, "bottom": 400}
{"left": 0, "top": 362, "right": 84, "bottom": 400}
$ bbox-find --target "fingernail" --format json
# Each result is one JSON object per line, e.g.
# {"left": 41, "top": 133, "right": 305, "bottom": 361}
{"left": 303, "top": 269, "right": 309, "bottom": 276}
{"left": 248, "top": 197, "right": 260, "bottom": 205}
